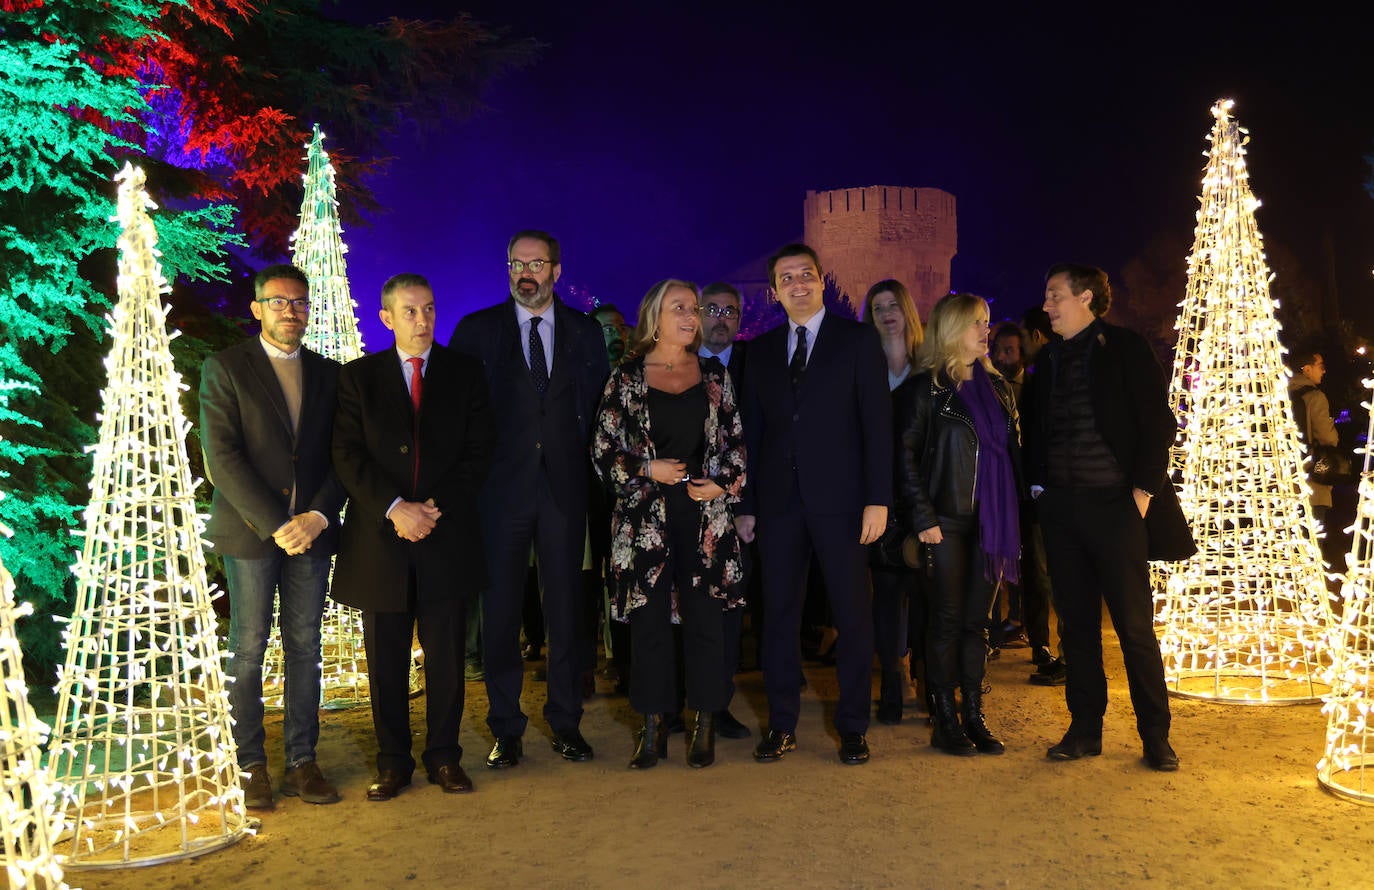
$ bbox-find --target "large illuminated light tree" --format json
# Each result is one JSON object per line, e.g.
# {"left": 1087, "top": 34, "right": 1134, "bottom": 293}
{"left": 46, "top": 165, "right": 247, "bottom": 867}
{"left": 1153, "top": 99, "right": 1335, "bottom": 704}
{"left": 1, "top": 523, "right": 71, "bottom": 890}
{"left": 257, "top": 126, "right": 418, "bottom": 710}
{"left": 1319, "top": 379, "right": 1374, "bottom": 801}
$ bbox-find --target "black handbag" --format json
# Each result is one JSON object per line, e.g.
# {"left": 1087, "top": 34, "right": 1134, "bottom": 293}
{"left": 1309, "top": 444, "right": 1353, "bottom": 486}
{"left": 870, "top": 520, "right": 919, "bottom": 569}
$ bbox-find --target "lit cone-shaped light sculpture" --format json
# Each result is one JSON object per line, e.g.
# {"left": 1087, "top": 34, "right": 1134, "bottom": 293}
{"left": 1319, "top": 378, "right": 1374, "bottom": 800}
{"left": 47, "top": 164, "right": 247, "bottom": 867}
{"left": 1153, "top": 100, "right": 1335, "bottom": 703}
{"left": 2, "top": 525, "right": 72, "bottom": 890}
{"left": 261, "top": 125, "right": 418, "bottom": 709}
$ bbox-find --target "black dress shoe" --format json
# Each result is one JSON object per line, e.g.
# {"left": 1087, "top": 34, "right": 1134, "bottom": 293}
{"left": 714, "top": 709, "right": 752, "bottom": 740}
{"left": 1030, "top": 658, "right": 1067, "bottom": 686}
{"left": 551, "top": 729, "right": 595, "bottom": 762}
{"left": 1047, "top": 730, "right": 1103, "bottom": 761}
{"left": 486, "top": 736, "right": 522, "bottom": 769}
{"left": 838, "top": 733, "right": 870, "bottom": 765}
{"left": 366, "top": 768, "right": 411, "bottom": 801}
{"left": 1142, "top": 735, "right": 1180, "bottom": 772}
{"left": 752, "top": 729, "right": 797, "bottom": 762}
{"left": 427, "top": 762, "right": 474, "bottom": 793}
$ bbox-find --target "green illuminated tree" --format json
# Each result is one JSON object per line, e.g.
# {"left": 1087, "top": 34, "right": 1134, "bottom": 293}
{"left": 0, "top": 0, "right": 237, "bottom": 676}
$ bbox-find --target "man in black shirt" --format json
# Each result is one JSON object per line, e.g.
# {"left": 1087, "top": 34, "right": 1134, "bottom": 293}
{"left": 1026, "top": 263, "right": 1192, "bottom": 772}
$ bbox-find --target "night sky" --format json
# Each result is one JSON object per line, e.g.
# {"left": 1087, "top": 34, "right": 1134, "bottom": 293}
{"left": 334, "top": 3, "right": 1373, "bottom": 349}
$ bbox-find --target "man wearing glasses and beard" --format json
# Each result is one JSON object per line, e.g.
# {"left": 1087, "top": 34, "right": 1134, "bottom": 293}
{"left": 450, "top": 230, "right": 611, "bottom": 770}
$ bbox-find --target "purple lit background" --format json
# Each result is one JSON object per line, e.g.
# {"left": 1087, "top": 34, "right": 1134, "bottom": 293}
{"left": 325, "top": 3, "right": 1372, "bottom": 351}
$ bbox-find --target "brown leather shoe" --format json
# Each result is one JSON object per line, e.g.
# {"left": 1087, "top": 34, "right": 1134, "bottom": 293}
{"left": 281, "top": 760, "right": 340, "bottom": 804}
{"left": 427, "top": 762, "right": 474, "bottom": 793}
{"left": 241, "top": 763, "right": 275, "bottom": 810}
{"left": 366, "top": 768, "right": 411, "bottom": 802}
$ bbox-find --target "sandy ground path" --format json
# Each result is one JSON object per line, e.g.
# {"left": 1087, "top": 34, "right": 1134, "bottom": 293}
{"left": 67, "top": 627, "right": 1372, "bottom": 890}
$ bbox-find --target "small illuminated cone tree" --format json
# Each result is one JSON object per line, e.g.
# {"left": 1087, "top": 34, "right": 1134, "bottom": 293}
{"left": 47, "top": 165, "right": 247, "bottom": 867}
{"left": 1319, "top": 379, "right": 1374, "bottom": 801}
{"left": 260, "top": 125, "right": 417, "bottom": 709}
{"left": 1153, "top": 100, "right": 1335, "bottom": 703}
{"left": 1, "top": 518, "right": 71, "bottom": 890}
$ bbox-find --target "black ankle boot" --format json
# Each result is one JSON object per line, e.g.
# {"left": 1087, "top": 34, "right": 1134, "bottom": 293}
{"left": 687, "top": 711, "right": 716, "bottom": 768}
{"left": 875, "top": 669, "right": 904, "bottom": 725}
{"left": 961, "top": 685, "right": 1005, "bottom": 755}
{"left": 930, "top": 690, "right": 977, "bottom": 756}
{"left": 629, "top": 713, "right": 668, "bottom": 769}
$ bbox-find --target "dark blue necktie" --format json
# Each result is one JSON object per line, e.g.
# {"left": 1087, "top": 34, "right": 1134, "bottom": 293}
{"left": 789, "top": 326, "right": 808, "bottom": 390}
{"left": 529, "top": 316, "right": 549, "bottom": 394}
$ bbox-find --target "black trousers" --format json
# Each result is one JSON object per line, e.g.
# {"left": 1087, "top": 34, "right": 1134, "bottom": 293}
{"left": 924, "top": 515, "right": 997, "bottom": 694}
{"left": 481, "top": 472, "right": 587, "bottom": 738}
{"left": 757, "top": 494, "right": 873, "bottom": 735}
{"left": 1019, "top": 510, "right": 1055, "bottom": 651}
{"left": 363, "top": 569, "right": 466, "bottom": 776}
{"left": 1037, "top": 486, "right": 1170, "bottom": 738}
{"left": 871, "top": 565, "right": 913, "bottom": 672}
{"left": 628, "top": 492, "right": 726, "bottom": 714}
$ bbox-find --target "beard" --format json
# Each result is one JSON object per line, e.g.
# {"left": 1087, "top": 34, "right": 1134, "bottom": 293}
{"left": 511, "top": 277, "right": 554, "bottom": 310}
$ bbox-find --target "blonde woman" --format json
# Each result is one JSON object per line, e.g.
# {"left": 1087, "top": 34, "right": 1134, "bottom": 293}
{"left": 895, "top": 292, "right": 1020, "bottom": 755}
{"left": 592, "top": 279, "right": 746, "bottom": 769}
{"left": 862, "top": 279, "right": 925, "bottom": 725}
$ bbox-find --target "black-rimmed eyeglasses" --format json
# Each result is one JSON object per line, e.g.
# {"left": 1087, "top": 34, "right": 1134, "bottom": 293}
{"left": 256, "top": 297, "right": 310, "bottom": 312}
{"left": 702, "top": 304, "right": 738, "bottom": 319}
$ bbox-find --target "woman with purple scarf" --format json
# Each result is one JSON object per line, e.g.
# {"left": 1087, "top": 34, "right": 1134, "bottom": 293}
{"left": 895, "top": 292, "right": 1021, "bottom": 756}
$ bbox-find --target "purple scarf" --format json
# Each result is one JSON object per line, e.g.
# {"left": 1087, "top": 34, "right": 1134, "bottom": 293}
{"left": 962, "top": 363, "right": 1021, "bottom": 584}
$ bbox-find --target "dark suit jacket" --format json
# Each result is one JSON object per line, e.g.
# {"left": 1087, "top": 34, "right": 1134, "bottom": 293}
{"left": 330, "top": 344, "right": 494, "bottom": 610}
{"left": 200, "top": 338, "right": 345, "bottom": 559}
{"left": 1025, "top": 318, "right": 1195, "bottom": 560}
{"left": 739, "top": 313, "right": 892, "bottom": 517}
{"left": 449, "top": 296, "right": 610, "bottom": 517}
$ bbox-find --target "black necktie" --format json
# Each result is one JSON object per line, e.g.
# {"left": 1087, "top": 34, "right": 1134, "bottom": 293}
{"left": 790, "top": 326, "right": 808, "bottom": 390}
{"left": 529, "top": 316, "right": 549, "bottom": 394}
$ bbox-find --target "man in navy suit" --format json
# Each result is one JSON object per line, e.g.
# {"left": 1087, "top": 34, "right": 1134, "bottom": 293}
{"left": 735, "top": 244, "right": 892, "bottom": 765}
{"left": 200, "top": 264, "right": 346, "bottom": 810}
{"left": 450, "top": 230, "right": 611, "bottom": 769}
{"left": 332, "top": 274, "right": 494, "bottom": 799}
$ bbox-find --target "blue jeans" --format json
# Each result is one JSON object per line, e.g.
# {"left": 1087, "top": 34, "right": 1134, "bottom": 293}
{"left": 224, "top": 552, "right": 330, "bottom": 769}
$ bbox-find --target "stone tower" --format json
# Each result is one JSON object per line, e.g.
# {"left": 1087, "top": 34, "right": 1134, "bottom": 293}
{"left": 803, "top": 186, "right": 957, "bottom": 319}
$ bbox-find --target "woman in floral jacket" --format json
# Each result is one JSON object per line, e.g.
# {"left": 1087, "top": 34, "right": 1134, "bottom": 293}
{"left": 591, "top": 279, "right": 747, "bottom": 770}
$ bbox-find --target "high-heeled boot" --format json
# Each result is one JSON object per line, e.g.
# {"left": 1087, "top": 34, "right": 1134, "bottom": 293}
{"left": 961, "top": 685, "right": 1005, "bottom": 755}
{"left": 930, "top": 690, "right": 977, "bottom": 756}
{"left": 876, "top": 669, "right": 904, "bottom": 725}
{"left": 629, "top": 713, "right": 669, "bottom": 769}
{"left": 687, "top": 711, "right": 716, "bottom": 768}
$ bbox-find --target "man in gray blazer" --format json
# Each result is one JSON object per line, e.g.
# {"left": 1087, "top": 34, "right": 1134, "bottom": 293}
{"left": 200, "top": 264, "right": 346, "bottom": 810}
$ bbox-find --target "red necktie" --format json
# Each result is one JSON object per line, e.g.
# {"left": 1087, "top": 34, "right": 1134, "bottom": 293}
{"left": 408, "top": 357, "right": 423, "bottom": 492}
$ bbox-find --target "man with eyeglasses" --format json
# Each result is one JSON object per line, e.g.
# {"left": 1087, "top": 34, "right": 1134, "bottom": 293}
{"left": 696, "top": 282, "right": 754, "bottom": 740}
{"left": 200, "top": 263, "right": 347, "bottom": 809}
{"left": 591, "top": 303, "right": 630, "bottom": 367}
{"left": 451, "top": 230, "right": 611, "bottom": 769}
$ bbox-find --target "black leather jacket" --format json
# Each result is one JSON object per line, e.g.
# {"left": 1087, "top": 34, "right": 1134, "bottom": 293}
{"left": 895, "top": 368, "right": 1021, "bottom": 533}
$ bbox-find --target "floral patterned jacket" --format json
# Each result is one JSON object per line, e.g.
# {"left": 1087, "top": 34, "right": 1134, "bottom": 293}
{"left": 591, "top": 355, "right": 747, "bottom": 620}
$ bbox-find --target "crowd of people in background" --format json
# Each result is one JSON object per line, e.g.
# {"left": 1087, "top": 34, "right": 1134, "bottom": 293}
{"left": 209, "top": 228, "right": 1312, "bottom": 808}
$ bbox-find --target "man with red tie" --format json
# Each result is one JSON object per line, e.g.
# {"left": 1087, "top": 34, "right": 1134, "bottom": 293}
{"left": 332, "top": 274, "right": 494, "bottom": 799}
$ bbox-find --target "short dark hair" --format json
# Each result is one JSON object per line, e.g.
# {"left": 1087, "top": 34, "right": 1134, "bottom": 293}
{"left": 381, "top": 273, "right": 432, "bottom": 310}
{"left": 701, "top": 282, "right": 742, "bottom": 304}
{"left": 767, "top": 243, "right": 823, "bottom": 290}
{"left": 254, "top": 264, "right": 308, "bottom": 297}
{"left": 1291, "top": 342, "right": 1324, "bottom": 370}
{"left": 590, "top": 303, "right": 624, "bottom": 322}
{"left": 991, "top": 320, "right": 1023, "bottom": 348}
{"left": 1045, "top": 262, "right": 1111, "bottom": 317}
{"left": 1022, "top": 306, "right": 1053, "bottom": 340}
{"left": 508, "top": 229, "right": 560, "bottom": 266}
